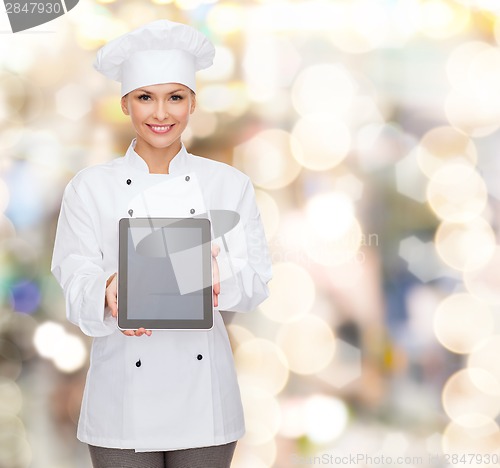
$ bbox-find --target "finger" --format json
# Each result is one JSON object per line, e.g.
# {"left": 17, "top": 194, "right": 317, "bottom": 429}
{"left": 212, "top": 255, "right": 220, "bottom": 308}
{"left": 120, "top": 328, "right": 151, "bottom": 336}
{"left": 106, "top": 275, "right": 118, "bottom": 318}
{"left": 211, "top": 243, "right": 220, "bottom": 258}
{"left": 212, "top": 257, "right": 220, "bottom": 293}
{"left": 109, "top": 300, "right": 118, "bottom": 318}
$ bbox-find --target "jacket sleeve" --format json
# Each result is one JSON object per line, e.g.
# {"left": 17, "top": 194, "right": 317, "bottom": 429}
{"left": 51, "top": 182, "right": 117, "bottom": 337}
{"left": 217, "top": 178, "right": 272, "bottom": 312}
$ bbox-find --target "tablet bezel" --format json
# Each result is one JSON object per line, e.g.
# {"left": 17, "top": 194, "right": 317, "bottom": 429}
{"left": 117, "top": 217, "right": 213, "bottom": 330}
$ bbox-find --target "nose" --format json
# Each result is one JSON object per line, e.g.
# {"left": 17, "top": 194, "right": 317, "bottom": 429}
{"left": 153, "top": 101, "right": 169, "bottom": 121}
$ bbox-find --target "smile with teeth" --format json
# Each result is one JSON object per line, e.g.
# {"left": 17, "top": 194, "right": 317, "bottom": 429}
{"left": 147, "top": 124, "right": 173, "bottom": 134}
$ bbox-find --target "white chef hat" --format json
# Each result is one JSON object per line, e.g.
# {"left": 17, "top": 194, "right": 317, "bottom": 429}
{"left": 94, "top": 19, "right": 215, "bottom": 96}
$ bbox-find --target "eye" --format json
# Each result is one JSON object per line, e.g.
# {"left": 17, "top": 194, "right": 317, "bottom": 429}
{"left": 138, "top": 94, "right": 151, "bottom": 101}
{"left": 170, "top": 94, "right": 184, "bottom": 101}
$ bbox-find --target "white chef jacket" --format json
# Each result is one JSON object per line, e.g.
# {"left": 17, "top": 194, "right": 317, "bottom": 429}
{"left": 51, "top": 139, "right": 272, "bottom": 451}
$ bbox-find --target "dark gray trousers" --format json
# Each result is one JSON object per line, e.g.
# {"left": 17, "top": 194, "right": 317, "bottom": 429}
{"left": 88, "top": 441, "right": 237, "bottom": 468}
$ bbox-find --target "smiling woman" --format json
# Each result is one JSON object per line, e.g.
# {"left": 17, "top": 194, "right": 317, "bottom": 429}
{"left": 50, "top": 19, "right": 272, "bottom": 468}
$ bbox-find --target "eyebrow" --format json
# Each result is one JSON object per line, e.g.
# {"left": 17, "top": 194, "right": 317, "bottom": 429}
{"left": 136, "top": 88, "right": 186, "bottom": 96}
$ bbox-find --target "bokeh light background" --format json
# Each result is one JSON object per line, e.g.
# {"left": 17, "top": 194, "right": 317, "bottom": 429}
{"left": 2, "top": 0, "right": 500, "bottom": 467}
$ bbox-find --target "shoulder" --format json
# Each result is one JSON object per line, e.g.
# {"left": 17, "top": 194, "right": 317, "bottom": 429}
{"left": 61, "top": 157, "right": 127, "bottom": 208}
{"left": 67, "top": 157, "right": 125, "bottom": 192}
{"left": 187, "top": 153, "right": 250, "bottom": 186}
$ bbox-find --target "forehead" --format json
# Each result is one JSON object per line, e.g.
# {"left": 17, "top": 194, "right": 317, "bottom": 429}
{"left": 131, "top": 83, "right": 191, "bottom": 94}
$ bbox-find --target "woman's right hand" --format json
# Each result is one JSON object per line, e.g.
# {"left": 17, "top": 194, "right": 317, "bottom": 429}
{"left": 105, "top": 273, "right": 152, "bottom": 337}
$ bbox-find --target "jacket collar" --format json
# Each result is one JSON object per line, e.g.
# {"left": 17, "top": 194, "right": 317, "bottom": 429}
{"left": 123, "top": 138, "right": 189, "bottom": 175}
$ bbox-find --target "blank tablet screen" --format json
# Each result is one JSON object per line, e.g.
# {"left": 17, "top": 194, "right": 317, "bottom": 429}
{"left": 118, "top": 218, "right": 213, "bottom": 330}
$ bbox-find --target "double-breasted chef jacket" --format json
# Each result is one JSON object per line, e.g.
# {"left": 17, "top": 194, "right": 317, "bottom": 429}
{"left": 51, "top": 139, "right": 272, "bottom": 451}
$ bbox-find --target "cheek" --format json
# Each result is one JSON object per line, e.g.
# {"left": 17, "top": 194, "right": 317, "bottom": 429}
{"left": 174, "top": 106, "right": 192, "bottom": 123}
{"left": 128, "top": 104, "right": 147, "bottom": 122}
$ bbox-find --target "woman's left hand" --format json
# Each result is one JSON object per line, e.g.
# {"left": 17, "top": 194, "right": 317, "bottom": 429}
{"left": 212, "top": 243, "right": 220, "bottom": 308}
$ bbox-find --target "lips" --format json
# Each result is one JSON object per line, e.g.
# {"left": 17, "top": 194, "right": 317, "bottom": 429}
{"left": 147, "top": 124, "right": 173, "bottom": 134}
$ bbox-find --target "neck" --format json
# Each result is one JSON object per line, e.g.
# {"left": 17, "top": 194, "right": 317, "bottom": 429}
{"left": 134, "top": 141, "right": 182, "bottom": 174}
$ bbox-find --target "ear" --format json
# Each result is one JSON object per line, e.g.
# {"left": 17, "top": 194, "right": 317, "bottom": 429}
{"left": 121, "top": 95, "right": 130, "bottom": 115}
{"left": 190, "top": 94, "right": 196, "bottom": 115}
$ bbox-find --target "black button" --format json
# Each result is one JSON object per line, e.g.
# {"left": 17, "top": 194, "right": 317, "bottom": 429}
{"left": 128, "top": 209, "right": 133, "bottom": 217}
{"left": 126, "top": 179, "right": 132, "bottom": 185}
{"left": 185, "top": 176, "right": 190, "bottom": 182}
{"left": 136, "top": 360, "right": 141, "bottom": 367}
{"left": 197, "top": 354, "right": 203, "bottom": 360}
{"left": 190, "top": 208, "right": 195, "bottom": 214}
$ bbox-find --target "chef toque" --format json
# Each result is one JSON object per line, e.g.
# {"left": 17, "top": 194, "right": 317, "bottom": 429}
{"left": 93, "top": 19, "right": 215, "bottom": 96}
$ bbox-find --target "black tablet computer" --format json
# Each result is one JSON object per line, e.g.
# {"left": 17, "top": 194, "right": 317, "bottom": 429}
{"left": 117, "top": 217, "right": 213, "bottom": 330}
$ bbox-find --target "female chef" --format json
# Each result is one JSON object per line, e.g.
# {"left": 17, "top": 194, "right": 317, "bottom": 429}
{"left": 51, "top": 19, "right": 272, "bottom": 468}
